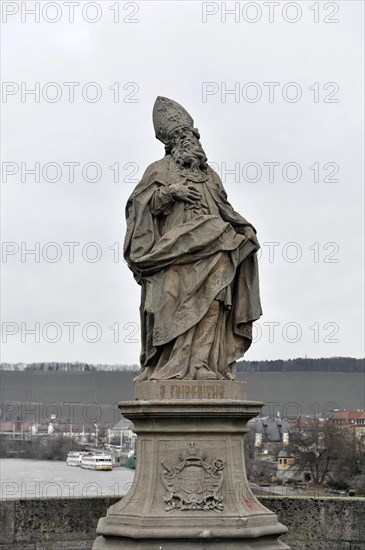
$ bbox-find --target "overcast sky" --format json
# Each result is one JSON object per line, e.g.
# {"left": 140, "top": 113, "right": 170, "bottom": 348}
{"left": 1, "top": 0, "right": 364, "bottom": 365}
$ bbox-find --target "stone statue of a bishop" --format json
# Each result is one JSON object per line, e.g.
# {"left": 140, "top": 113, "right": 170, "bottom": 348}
{"left": 124, "top": 96, "right": 262, "bottom": 381}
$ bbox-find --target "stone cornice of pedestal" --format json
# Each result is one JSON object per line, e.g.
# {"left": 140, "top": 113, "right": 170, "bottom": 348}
{"left": 118, "top": 400, "right": 264, "bottom": 434}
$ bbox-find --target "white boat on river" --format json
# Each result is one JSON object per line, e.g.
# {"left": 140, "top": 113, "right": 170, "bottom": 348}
{"left": 66, "top": 451, "right": 84, "bottom": 466}
{"left": 80, "top": 452, "right": 113, "bottom": 471}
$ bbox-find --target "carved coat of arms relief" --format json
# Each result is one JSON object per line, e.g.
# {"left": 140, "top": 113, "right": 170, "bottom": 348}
{"left": 161, "top": 443, "right": 225, "bottom": 512}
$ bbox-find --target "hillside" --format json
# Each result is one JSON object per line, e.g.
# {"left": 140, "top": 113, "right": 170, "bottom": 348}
{"left": 1, "top": 369, "right": 363, "bottom": 425}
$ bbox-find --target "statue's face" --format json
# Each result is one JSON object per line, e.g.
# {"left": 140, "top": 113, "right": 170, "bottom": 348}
{"left": 168, "top": 126, "right": 207, "bottom": 170}
{"left": 171, "top": 127, "right": 199, "bottom": 150}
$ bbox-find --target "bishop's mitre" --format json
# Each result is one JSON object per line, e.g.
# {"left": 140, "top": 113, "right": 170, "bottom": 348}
{"left": 152, "top": 96, "right": 194, "bottom": 144}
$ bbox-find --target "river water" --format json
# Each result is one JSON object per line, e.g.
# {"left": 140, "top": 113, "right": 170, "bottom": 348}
{"left": 0, "top": 459, "right": 303, "bottom": 500}
{"left": 0, "top": 459, "right": 135, "bottom": 500}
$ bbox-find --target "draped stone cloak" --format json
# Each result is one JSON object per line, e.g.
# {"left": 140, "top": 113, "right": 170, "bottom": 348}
{"left": 123, "top": 156, "right": 262, "bottom": 380}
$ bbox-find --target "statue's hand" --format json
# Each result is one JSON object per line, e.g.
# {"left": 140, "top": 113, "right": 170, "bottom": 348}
{"left": 168, "top": 183, "right": 201, "bottom": 204}
{"left": 241, "top": 226, "right": 259, "bottom": 247}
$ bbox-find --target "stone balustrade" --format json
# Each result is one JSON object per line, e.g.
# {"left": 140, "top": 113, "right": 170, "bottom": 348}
{"left": 0, "top": 496, "right": 364, "bottom": 550}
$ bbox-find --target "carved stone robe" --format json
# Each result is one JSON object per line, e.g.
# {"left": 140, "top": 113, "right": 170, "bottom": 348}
{"left": 123, "top": 155, "right": 262, "bottom": 380}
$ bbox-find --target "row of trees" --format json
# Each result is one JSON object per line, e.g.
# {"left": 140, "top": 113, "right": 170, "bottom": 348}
{"left": 237, "top": 357, "right": 364, "bottom": 373}
{"left": 1, "top": 357, "right": 364, "bottom": 372}
{"left": 0, "top": 362, "right": 139, "bottom": 372}
{"left": 1, "top": 436, "right": 74, "bottom": 461}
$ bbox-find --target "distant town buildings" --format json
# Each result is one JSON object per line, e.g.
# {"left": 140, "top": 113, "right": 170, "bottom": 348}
{"left": 329, "top": 410, "right": 365, "bottom": 440}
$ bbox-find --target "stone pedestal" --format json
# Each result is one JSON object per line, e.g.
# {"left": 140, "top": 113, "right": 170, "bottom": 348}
{"left": 93, "top": 381, "right": 290, "bottom": 549}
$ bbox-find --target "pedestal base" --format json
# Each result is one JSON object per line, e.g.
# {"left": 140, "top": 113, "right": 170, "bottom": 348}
{"left": 93, "top": 536, "right": 289, "bottom": 549}
{"left": 93, "top": 381, "right": 290, "bottom": 549}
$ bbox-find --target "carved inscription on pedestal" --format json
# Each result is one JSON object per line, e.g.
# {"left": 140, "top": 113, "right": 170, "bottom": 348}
{"left": 161, "top": 442, "right": 225, "bottom": 512}
{"left": 159, "top": 383, "right": 225, "bottom": 400}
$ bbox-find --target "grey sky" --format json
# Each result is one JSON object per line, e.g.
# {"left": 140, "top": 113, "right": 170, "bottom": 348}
{"left": 1, "top": 1, "right": 364, "bottom": 364}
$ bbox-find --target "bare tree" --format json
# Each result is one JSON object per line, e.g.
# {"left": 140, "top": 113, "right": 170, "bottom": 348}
{"left": 288, "top": 420, "right": 364, "bottom": 490}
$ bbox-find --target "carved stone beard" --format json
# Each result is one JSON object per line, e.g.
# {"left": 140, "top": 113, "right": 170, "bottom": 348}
{"left": 170, "top": 136, "right": 208, "bottom": 172}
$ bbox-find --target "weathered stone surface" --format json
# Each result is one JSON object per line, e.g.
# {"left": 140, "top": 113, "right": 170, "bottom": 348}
{"left": 260, "top": 496, "right": 365, "bottom": 549}
{"left": 6, "top": 498, "right": 115, "bottom": 545}
{"left": 0, "top": 501, "right": 14, "bottom": 543}
{"left": 103, "top": 97, "right": 284, "bottom": 546}
{"left": 0, "top": 496, "right": 364, "bottom": 549}
{"left": 96, "top": 97, "right": 282, "bottom": 547}
{"left": 135, "top": 380, "right": 247, "bottom": 401}
{"left": 35, "top": 543, "right": 92, "bottom": 550}
{"left": 0, "top": 544, "right": 36, "bottom": 550}
{"left": 93, "top": 536, "right": 289, "bottom": 549}
{"left": 124, "top": 96, "right": 262, "bottom": 382}
{"left": 93, "top": 383, "right": 288, "bottom": 549}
